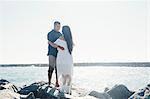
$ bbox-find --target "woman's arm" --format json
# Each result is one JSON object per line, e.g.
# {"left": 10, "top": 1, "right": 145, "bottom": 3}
{"left": 48, "top": 40, "right": 64, "bottom": 50}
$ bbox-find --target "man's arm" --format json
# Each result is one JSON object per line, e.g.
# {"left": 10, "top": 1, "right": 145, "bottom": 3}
{"left": 48, "top": 40, "right": 58, "bottom": 48}
{"left": 47, "top": 33, "right": 59, "bottom": 48}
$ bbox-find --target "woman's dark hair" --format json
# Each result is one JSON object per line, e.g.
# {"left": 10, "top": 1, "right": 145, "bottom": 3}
{"left": 62, "top": 26, "right": 73, "bottom": 54}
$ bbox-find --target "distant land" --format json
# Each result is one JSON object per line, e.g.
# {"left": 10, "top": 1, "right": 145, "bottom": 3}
{"left": 0, "top": 62, "right": 150, "bottom": 67}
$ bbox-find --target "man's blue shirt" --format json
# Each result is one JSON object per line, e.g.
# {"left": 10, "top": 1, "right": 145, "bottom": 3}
{"left": 47, "top": 30, "right": 62, "bottom": 57}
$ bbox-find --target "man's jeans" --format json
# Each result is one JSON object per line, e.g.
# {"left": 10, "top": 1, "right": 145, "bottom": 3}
{"left": 48, "top": 55, "right": 58, "bottom": 85}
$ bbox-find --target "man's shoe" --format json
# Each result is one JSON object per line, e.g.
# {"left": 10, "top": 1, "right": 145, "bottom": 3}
{"left": 55, "top": 83, "right": 60, "bottom": 87}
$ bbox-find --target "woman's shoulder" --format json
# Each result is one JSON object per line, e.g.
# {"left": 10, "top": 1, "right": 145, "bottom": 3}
{"left": 55, "top": 36, "right": 65, "bottom": 44}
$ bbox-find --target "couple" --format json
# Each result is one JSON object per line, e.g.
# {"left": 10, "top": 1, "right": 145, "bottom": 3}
{"left": 47, "top": 21, "right": 73, "bottom": 94}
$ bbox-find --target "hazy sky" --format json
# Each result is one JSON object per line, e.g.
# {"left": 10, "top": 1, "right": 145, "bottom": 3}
{"left": 0, "top": 0, "right": 149, "bottom": 64}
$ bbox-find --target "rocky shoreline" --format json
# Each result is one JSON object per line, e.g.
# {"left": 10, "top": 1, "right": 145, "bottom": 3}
{"left": 0, "top": 79, "right": 149, "bottom": 99}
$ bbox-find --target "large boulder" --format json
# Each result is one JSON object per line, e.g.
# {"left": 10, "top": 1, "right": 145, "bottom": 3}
{"left": 19, "top": 81, "right": 68, "bottom": 99}
{"left": 89, "top": 84, "right": 134, "bottom": 99}
{"left": 107, "top": 84, "right": 134, "bottom": 99}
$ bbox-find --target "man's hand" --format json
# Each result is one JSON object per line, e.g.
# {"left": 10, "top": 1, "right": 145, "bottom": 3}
{"left": 57, "top": 46, "right": 64, "bottom": 50}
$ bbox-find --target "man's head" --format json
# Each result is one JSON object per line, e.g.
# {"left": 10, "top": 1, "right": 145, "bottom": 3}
{"left": 54, "top": 21, "right": 61, "bottom": 32}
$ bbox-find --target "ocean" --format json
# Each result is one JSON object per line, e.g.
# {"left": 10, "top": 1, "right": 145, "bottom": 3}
{"left": 0, "top": 66, "right": 149, "bottom": 92}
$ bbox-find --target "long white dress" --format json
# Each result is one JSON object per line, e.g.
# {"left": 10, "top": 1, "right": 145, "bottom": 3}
{"left": 54, "top": 38, "right": 73, "bottom": 81}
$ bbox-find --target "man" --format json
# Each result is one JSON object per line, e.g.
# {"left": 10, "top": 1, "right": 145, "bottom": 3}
{"left": 47, "top": 21, "right": 64, "bottom": 87}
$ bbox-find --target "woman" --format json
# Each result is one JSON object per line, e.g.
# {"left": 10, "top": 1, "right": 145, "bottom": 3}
{"left": 54, "top": 26, "right": 73, "bottom": 94}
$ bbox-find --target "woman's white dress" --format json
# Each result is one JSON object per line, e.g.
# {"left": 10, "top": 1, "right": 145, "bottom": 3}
{"left": 54, "top": 38, "right": 73, "bottom": 79}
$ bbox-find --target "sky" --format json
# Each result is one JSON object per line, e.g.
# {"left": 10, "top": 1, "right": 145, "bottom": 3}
{"left": 0, "top": 0, "right": 150, "bottom": 64}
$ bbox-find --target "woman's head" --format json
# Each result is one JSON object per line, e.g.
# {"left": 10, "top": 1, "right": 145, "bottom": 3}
{"left": 62, "top": 26, "right": 73, "bottom": 54}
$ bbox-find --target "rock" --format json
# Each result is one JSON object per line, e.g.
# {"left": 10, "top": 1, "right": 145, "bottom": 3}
{"left": 18, "top": 83, "right": 39, "bottom": 95}
{"left": 0, "top": 89, "right": 20, "bottom": 99}
{"left": 89, "top": 91, "right": 111, "bottom": 99}
{"left": 0, "top": 79, "right": 18, "bottom": 92}
{"left": 0, "top": 79, "right": 10, "bottom": 85}
{"left": 19, "top": 81, "right": 68, "bottom": 99}
{"left": 129, "top": 83, "right": 150, "bottom": 99}
{"left": 104, "top": 87, "right": 110, "bottom": 92}
{"left": 89, "top": 84, "right": 134, "bottom": 99}
{"left": 107, "top": 84, "right": 134, "bottom": 99}
{"left": 0, "top": 79, "right": 36, "bottom": 99}
{"left": 20, "top": 92, "right": 35, "bottom": 99}
{"left": 0, "top": 79, "right": 69, "bottom": 99}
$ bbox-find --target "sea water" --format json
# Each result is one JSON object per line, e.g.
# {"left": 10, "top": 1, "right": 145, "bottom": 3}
{"left": 0, "top": 66, "right": 149, "bottom": 92}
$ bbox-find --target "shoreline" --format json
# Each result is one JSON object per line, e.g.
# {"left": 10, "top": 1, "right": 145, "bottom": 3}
{"left": 0, "top": 62, "right": 150, "bottom": 67}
